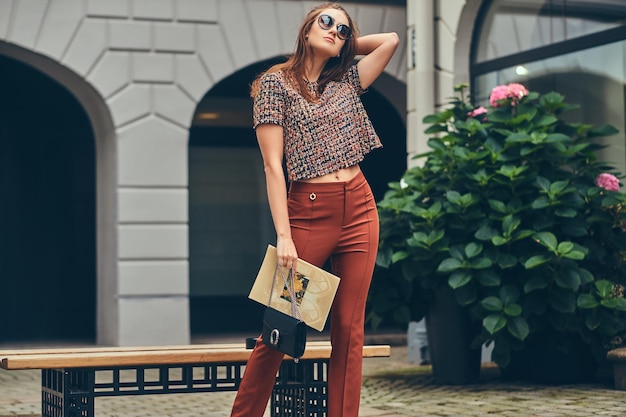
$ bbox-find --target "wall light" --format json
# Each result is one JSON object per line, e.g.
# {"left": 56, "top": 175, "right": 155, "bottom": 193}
{"left": 197, "top": 112, "right": 220, "bottom": 120}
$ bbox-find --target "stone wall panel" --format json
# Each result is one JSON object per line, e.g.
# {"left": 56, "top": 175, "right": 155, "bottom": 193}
{"left": 87, "top": 0, "right": 129, "bottom": 19}
{"left": 88, "top": 51, "right": 131, "bottom": 98}
{"left": 63, "top": 18, "right": 107, "bottom": 76}
{"left": 36, "top": 0, "right": 84, "bottom": 60}
{"left": 119, "top": 188, "right": 188, "bottom": 223}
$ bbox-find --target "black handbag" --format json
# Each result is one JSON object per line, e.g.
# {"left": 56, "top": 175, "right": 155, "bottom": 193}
{"left": 262, "top": 264, "right": 307, "bottom": 361}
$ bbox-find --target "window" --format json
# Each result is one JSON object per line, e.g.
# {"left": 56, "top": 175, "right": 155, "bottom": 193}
{"left": 472, "top": 0, "right": 626, "bottom": 174}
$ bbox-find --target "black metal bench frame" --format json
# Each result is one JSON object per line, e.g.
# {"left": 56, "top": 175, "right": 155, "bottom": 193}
{"left": 41, "top": 359, "right": 328, "bottom": 417}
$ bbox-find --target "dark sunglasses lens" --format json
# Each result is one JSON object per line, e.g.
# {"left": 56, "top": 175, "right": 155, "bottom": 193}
{"left": 337, "top": 24, "right": 351, "bottom": 40}
{"left": 318, "top": 14, "right": 333, "bottom": 29}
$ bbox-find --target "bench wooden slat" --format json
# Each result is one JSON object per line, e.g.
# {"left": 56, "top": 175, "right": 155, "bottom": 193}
{"left": 1, "top": 345, "right": 390, "bottom": 370}
{"left": 0, "top": 344, "right": 244, "bottom": 356}
{"left": 0, "top": 341, "right": 333, "bottom": 357}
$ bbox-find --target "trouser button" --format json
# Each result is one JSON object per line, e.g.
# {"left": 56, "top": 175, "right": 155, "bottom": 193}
{"left": 309, "top": 193, "right": 316, "bottom": 201}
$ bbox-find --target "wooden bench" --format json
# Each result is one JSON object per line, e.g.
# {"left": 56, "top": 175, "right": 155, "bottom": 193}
{"left": 0, "top": 341, "right": 390, "bottom": 417}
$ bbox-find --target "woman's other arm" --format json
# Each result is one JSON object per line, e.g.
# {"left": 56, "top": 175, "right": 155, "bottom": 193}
{"left": 256, "top": 123, "right": 298, "bottom": 270}
{"left": 355, "top": 32, "right": 400, "bottom": 89}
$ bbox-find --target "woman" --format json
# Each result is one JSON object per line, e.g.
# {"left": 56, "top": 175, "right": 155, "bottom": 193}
{"left": 231, "top": 3, "right": 398, "bottom": 417}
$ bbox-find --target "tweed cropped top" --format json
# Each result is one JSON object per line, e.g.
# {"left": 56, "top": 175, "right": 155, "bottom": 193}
{"left": 253, "top": 65, "right": 382, "bottom": 181}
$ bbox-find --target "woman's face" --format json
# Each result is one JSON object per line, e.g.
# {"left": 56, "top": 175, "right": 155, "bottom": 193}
{"left": 306, "top": 8, "right": 350, "bottom": 59}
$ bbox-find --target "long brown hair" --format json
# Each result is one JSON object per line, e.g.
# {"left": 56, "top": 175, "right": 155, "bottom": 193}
{"left": 250, "top": 3, "right": 359, "bottom": 102}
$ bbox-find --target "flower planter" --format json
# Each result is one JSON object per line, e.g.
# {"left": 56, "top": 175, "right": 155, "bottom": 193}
{"left": 501, "top": 332, "right": 598, "bottom": 384}
{"left": 425, "top": 286, "right": 481, "bottom": 384}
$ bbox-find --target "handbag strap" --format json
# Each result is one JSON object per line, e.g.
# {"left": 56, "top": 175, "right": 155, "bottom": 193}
{"left": 268, "top": 262, "right": 303, "bottom": 321}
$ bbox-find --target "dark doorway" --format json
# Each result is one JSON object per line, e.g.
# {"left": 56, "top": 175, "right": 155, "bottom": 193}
{"left": 0, "top": 54, "right": 96, "bottom": 344}
{"left": 188, "top": 58, "right": 406, "bottom": 336}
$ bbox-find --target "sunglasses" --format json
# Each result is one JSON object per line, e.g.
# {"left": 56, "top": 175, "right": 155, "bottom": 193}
{"left": 317, "top": 14, "right": 351, "bottom": 41}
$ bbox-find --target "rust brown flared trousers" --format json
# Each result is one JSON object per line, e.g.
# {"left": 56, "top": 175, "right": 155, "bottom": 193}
{"left": 230, "top": 171, "right": 379, "bottom": 417}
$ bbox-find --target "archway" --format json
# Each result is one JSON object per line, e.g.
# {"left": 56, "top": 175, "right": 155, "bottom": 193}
{"left": 188, "top": 58, "right": 406, "bottom": 336}
{"left": 0, "top": 54, "right": 96, "bottom": 343}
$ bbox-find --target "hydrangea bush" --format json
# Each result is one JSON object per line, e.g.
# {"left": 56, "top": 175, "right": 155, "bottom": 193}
{"left": 370, "top": 83, "right": 626, "bottom": 369}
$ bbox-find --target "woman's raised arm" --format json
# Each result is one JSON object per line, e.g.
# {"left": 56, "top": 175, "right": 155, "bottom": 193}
{"left": 355, "top": 32, "right": 400, "bottom": 90}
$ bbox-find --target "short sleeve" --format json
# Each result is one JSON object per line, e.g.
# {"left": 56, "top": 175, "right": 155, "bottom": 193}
{"left": 253, "top": 72, "right": 284, "bottom": 128}
{"left": 342, "top": 64, "right": 367, "bottom": 96}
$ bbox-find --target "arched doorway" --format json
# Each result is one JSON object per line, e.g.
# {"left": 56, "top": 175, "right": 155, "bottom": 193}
{"left": 0, "top": 54, "right": 96, "bottom": 344}
{"left": 188, "top": 58, "right": 406, "bottom": 336}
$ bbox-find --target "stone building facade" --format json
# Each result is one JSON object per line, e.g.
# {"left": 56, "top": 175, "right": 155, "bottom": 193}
{"left": 2, "top": 0, "right": 623, "bottom": 346}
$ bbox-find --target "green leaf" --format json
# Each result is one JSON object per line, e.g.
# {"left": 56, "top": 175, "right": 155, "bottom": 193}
{"left": 555, "top": 207, "right": 577, "bottom": 218}
{"left": 535, "top": 176, "right": 551, "bottom": 192}
{"left": 595, "top": 280, "right": 614, "bottom": 298}
{"left": 614, "top": 298, "right": 626, "bottom": 311}
{"left": 497, "top": 253, "right": 518, "bottom": 269}
{"left": 391, "top": 251, "right": 409, "bottom": 263}
{"left": 422, "top": 114, "right": 441, "bottom": 124}
{"left": 507, "top": 316, "right": 530, "bottom": 340}
{"left": 483, "top": 314, "right": 507, "bottom": 335}
{"left": 506, "top": 132, "right": 532, "bottom": 143}
{"left": 446, "top": 190, "right": 461, "bottom": 204}
{"left": 492, "top": 236, "right": 510, "bottom": 246}
{"left": 545, "top": 133, "right": 571, "bottom": 143}
{"left": 449, "top": 245, "right": 465, "bottom": 261}
{"left": 454, "top": 285, "right": 477, "bottom": 306}
{"left": 500, "top": 285, "right": 520, "bottom": 305}
{"left": 424, "top": 125, "right": 449, "bottom": 134}
{"left": 523, "top": 255, "right": 551, "bottom": 269}
{"left": 512, "top": 229, "right": 535, "bottom": 242}
{"left": 562, "top": 250, "right": 586, "bottom": 260}
{"left": 503, "top": 303, "right": 522, "bottom": 316}
{"left": 465, "top": 242, "right": 483, "bottom": 259}
{"left": 533, "top": 231, "right": 558, "bottom": 251}
{"left": 579, "top": 268, "right": 594, "bottom": 284}
{"left": 469, "top": 257, "right": 493, "bottom": 269}
{"left": 556, "top": 241, "right": 574, "bottom": 255}
{"left": 588, "top": 124, "right": 619, "bottom": 138}
{"left": 475, "top": 226, "right": 498, "bottom": 241}
{"left": 437, "top": 258, "right": 463, "bottom": 272}
{"left": 524, "top": 276, "right": 551, "bottom": 293}
{"left": 555, "top": 269, "right": 581, "bottom": 291}
{"left": 549, "top": 180, "right": 570, "bottom": 194}
{"left": 480, "top": 296, "right": 503, "bottom": 312}
{"left": 502, "top": 215, "right": 521, "bottom": 237}
{"left": 534, "top": 115, "right": 558, "bottom": 127}
{"left": 600, "top": 298, "right": 624, "bottom": 309}
{"left": 449, "top": 271, "right": 472, "bottom": 289}
{"left": 577, "top": 294, "right": 599, "bottom": 309}
{"left": 531, "top": 196, "right": 551, "bottom": 209}
{"left": 476, "top": 270, "right": 501, "bottom": 287}
{"left": 488, "top": 199, "right": 508, "bottom": 213}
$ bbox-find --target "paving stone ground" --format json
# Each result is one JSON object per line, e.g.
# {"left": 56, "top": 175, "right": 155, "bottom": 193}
{"left": 1, "top": 342, "right": 625, "bottom": 417}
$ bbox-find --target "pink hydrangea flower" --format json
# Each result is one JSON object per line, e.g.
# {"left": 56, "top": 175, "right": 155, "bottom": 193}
{"left": 468, "top": 106, "right": 487, "bottom": 118}
{"left": 489, "top": 83, "right": 530, "bottom": 107}
{"left": 489, "top": 85, "right": 510, "bottom": 107}
{"left": 595, "top": 173, "right": 620, "bottom": 191}
{"left": 508, "top": 83, "right": 529, "bottom": 99}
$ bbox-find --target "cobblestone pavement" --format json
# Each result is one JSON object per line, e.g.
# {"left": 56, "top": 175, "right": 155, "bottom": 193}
{"left": 1, "top": 344, "right": 625, "bottom": 417}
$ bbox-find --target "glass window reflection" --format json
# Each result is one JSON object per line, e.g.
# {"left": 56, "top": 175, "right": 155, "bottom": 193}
{"left": 476, "top": 0, "right": 626, "bottom": 62}
{"left": 474, "top": 40, "right": 626, "bottom": 175}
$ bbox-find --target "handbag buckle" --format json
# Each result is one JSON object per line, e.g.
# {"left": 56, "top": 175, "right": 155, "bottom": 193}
{"left": 269, "top": 328, "right": 280, "bottom": 346}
